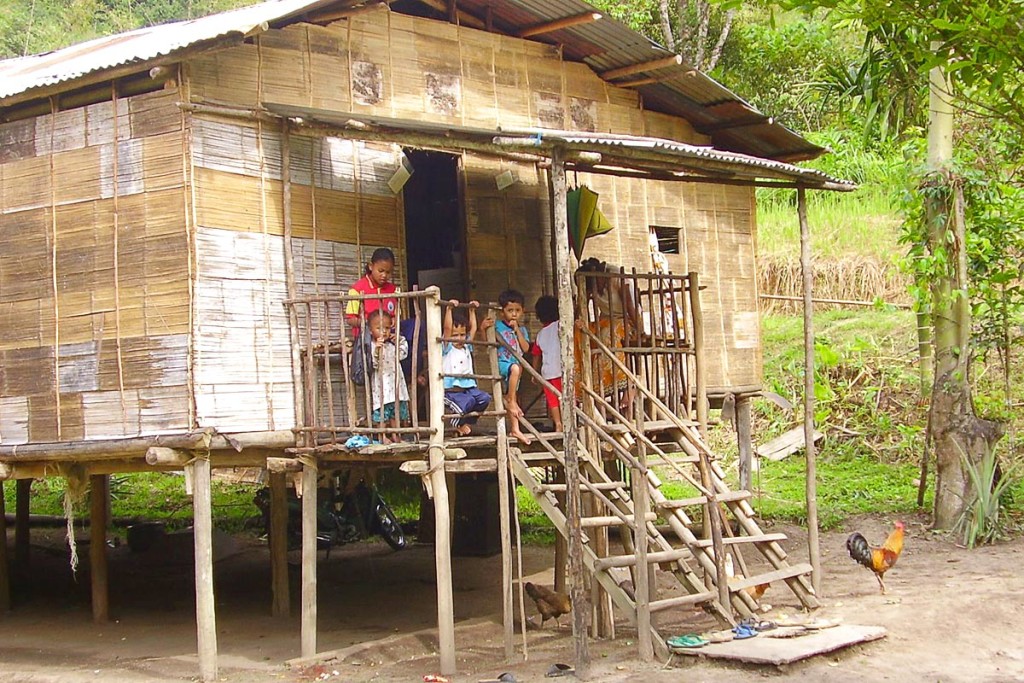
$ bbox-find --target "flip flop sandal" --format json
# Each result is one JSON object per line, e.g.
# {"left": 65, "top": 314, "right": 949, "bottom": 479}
{"left": 545, "top": 663, "right": 574, "bottom": 678}
{"left": 732, "top": 623, "right": 758, "bottom": 639}
{"left": 666, "top": 634, "right": 709, "bottom": 649}
{"left": 700, "top": 629, "right": 735, "bottom": 644}
{"left": 754, "top": 620, "right": 778, "bottom": 631}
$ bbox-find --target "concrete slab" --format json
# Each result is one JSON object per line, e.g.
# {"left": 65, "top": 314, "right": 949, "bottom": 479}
{"left": 673, "top": 624, "right": 887, "bottom": 666}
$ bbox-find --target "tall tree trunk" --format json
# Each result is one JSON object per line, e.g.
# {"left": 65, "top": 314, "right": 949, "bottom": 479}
{"left": 706, "top": 8, "right": 735, "bottom": 71}
{"left": 694, "top": 0, "right": 710, "bottom": 69}
{"left": 925, "top": 55, "right": 1004, "bottom": 529}
{"left": 658, "top": 0, "right": 675, "bottom": 50}
{"left": 676, "top": 0, "right": 692, "bottom": 63}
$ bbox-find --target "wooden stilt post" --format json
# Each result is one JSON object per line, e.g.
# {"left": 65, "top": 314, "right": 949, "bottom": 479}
{"left": 485, "top": 320, "right": 515, "bottom": 661}
{"left": 300, "top": 462, "right": 318, "bottom": 658}
{"left": 269, "top": 471, "right": 290, "bottom": 618}
{"left": 633, "top": 395, "right": 652, "bottom": 661}
{"left": 425, "top": 288, "right": 456, "bottom": 675}
{"left": 0, "top": 481, "right": 9, "bottom": 611}
{"left": 688, "top": 273, "right": 708, "bottom": 439}
{"left": 191, "top": 458, "right": 218, "bottom": 681}
{"left": 798, "top": 186, "right": 821, "bottom": 595}
{"left": 551, "top": 148, "right": 589, "bottom": 676}
{"left": 552, "top": 466, "right": 567, "bottom": 596}
{"left": 736, "top": 397, "right": 753, "bottom": 492}
{"left": 15, "top": 479, "right": 30, "bottom": 571}
{"left": 90, "top": 474, "right": 110, "bottom": 623}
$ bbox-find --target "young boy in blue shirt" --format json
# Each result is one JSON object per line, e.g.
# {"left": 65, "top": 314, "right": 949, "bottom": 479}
{"left": 482, "top": 289, "right": 531, "bottom": 445}
{"left": 441, "top": 301, "right": 491, "bottom": 436}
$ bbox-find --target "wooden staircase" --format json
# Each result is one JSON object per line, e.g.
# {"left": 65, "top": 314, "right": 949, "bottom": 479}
{"left": 493, "top": 315, "right": 818, "bottom": 657}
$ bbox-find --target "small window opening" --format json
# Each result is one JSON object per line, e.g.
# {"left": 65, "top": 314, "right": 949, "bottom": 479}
{"left": 651, "top": 226, "right": 680, "bottom": 254}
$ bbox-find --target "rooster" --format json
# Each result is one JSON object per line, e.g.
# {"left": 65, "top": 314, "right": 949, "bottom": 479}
{"left": 524, "top": 582, "right": 571, "bottom": 628}
{"left": 846, "top": 521, "right": 905, "bottom": 594}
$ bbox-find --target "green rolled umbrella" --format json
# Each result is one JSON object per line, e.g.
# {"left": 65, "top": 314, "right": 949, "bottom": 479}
{"left": 567, "top": 185, "right": 614, "bottom": 260}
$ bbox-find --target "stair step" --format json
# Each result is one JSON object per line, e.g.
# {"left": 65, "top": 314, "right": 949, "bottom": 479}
{"left": 657, "top": 490, "right": 751, "bottom": 509}
{"left": 517, "top": 451, "right": 564, "bottom": 463}
{"left": 646, "top": 453, "right": 700, "bottom": 465}
{"left": 594, "top": 548, "right": 691, "bottom": 571}
{"left": 727, "top": 563, "right": 814, "bottom": 592}
{"left": 649, "top": 590, "right": 717, "bottom": 613}
{"left": 580, "top": 512, "right": 656, "bottom": 528}
{"left": 691, "top": 533, "right": 788, "bottom": 548}
{"left": 539, "top": 481, "right": 626, "bottom": 492}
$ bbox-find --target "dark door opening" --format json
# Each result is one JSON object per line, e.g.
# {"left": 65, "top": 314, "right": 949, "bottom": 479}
{"left": 402, "top": 149, "right": 464, "bottom": 299}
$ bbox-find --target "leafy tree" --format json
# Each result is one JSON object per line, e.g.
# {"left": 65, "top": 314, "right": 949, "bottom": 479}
{"left": 782, "top": 0, "right": 1023, "bottom": 529}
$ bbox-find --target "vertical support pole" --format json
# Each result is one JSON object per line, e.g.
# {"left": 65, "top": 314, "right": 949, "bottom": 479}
{"left": 632, "top": 396, "right": 652, "bottom": 661}
{"left": 269, "top": 471, "right": 290, "bottom": 618}
{"left": 552, "top": 466, "right": 567, "bottom": 596}
{"left": 485, "top": 320, "right": 514, "bottom": 661}
{"left": 0, "top": 481, "right": 9, "bottom": 611}
{"left": 688, "top": 273, "right": 708, "bottom": 439}
{"left": 551, "top": 148, "right": 588, "bottom": 675}
{"left": 300, "top": 462, "right": 318, "bottom": 658}
{"left": 736, "top": 397, "right": 753, "bottom": 492}
{"left": 191, "top": 458, "right": 218, "bottom": 682}
{"left": 798, "top": 186, "right": 821, "bottom": 595}
{"left": 426, "top": 288, "right": 456, "bottom": 675}
{"left": 90, "top": 474, "right": 109, "bottom": 623}
{"left": 15, "top": 479, "right": 30, "bottom": 571}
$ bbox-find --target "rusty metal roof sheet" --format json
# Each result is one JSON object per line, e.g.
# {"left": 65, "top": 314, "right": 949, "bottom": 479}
{"left": 0, "top": 0, "right": 338, "bottom": 101}
{"left": 0, "top": 0, "right": 824, "bottom": 162}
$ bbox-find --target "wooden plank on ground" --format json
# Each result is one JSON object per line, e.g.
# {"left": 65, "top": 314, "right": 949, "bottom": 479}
{"left": 674, "top": 624, "right": 886, "bottom": 666}
{"left": 755, "top": 427, "right": 823, "bottom": 461}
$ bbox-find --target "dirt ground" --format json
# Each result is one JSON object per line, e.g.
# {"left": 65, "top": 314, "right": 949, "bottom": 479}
{"left": 0, "top": 513, "right": 1022, "bottom": 683}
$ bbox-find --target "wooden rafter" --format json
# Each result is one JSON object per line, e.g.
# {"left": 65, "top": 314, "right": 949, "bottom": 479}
{"left": 601, "top": 54, "right": 682, "bottom": 81}
{"left": 517, "top": 12, "right": 602, "bottom": 38}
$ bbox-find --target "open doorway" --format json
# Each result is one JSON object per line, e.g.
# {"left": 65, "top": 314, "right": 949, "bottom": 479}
{"left": 402, "top": 149, "right": 464, "bottom": 299}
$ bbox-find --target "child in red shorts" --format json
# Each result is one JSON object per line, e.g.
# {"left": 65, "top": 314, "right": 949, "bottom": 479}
{"left": 531, "top": 295, "right": 562, "bottom": 432}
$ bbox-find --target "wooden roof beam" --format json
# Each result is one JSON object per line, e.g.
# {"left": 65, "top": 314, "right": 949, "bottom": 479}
{"left": 517, "top": 12, "right": 602, "bottom": 38}
{"left": 410, "top": 0, "right": 486, "bottom": 29}
{"left": 601, "top": 55, "right": 682, "bottom": 81}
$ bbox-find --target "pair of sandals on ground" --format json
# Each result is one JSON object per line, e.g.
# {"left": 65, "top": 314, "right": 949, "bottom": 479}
{"left": 667, "top": 617, "right": 778, "bottom": 649}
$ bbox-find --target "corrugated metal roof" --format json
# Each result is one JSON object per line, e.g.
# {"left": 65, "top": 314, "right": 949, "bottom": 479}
{"left": 266, "top": 103, "right": 854, "bottom": 190}
{"left": 0, "top": 0, "right": 825, "bottom": 162}
{"left": 0, "top": 0, "right": 340, "bottom": 100}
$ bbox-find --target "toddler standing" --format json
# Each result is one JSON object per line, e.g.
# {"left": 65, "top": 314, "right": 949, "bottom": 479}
{"left": 441, "top": 301, "right": 491, "bottom": 436}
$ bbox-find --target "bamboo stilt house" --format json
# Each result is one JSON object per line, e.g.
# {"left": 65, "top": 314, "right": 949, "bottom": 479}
{"left": 0, "top": 0, "right": 852, "bottom": 679}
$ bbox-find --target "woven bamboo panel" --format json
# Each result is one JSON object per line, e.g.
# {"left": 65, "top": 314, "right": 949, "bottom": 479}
{"left": 187, "top": 43, "right": 261, "bottom": 107}
{"left": 0, "top": 87, "right": 191, "bottom": 444}
{"left": 0, "top": 396, "right": 30, "bottom": 445}
{"left": 308, "top": 23, "right": 351, "bottom": 112}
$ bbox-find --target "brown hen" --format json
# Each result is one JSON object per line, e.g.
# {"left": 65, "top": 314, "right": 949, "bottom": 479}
{"left": 525, "top": 582, "right": 571, "bottom": 628}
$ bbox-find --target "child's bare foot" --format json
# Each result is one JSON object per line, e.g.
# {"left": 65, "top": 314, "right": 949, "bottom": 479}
{"left": 509, "top": 428, "right": 532, "bottom": 445}
{"left": 456, "top": 423, "right": 472, "bottom": 436}
{"left": 506, "top": 399, "right": 524, "bottom": 418}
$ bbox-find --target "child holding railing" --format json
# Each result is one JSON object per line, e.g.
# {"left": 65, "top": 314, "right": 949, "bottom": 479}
{"left": 482, "top": 289, "right": 532, "bottom": 445}
{"left": 441, "top": 300, "right": 491, "bottom": 436}
{"left": 367, "top": 308, "right": 409, "bottom": 443}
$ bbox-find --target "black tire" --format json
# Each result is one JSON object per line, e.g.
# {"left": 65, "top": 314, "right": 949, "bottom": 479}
{"left": 374, "top": 499, "right": 406, "bottom": 550}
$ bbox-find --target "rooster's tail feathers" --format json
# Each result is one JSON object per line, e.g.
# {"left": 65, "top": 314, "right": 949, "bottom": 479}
{"left": 846, "top": 532, "right": 874, "bottom": 569}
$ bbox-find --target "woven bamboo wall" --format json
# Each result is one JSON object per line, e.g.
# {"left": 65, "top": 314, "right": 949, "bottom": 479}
{"left": 577, "top": 176, "right": 761, "bottom": 389}
{"left": 189, "top": 115, "right": 404, "bottom": 431}
{"left": 184, "top": 8, "right": 758, "bottom": 393}
{"left": 0, "top": 89, "right": 191, "bottom": 445}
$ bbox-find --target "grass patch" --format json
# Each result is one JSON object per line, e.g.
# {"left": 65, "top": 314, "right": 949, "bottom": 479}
{"left": 757, "top": 187, "right": 902, "bottom": 263}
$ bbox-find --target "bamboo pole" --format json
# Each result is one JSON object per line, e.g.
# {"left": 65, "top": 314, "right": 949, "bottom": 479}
{"left": 736, "top": 397, "right": 753, "bottom": 492}
{"left": 632, "top": 374, "right": 652, "bottom": 661}
{"left": 551, "top": 148, "right": 589, "bottom": 675}
{"left": 300, "top": 462, "right": 318, "bottom": 657}
{"left": 90, "top": 475, "right": 110, "bottom": 623}
{"left": 688, "top": 272, "right": 708, "bottom": 438}
{"left": 269, "top": 471, "right": 290, "bottom": 618}
{"left": 191, "top": 457, "right": 218, "bottom": 681}
{"left": 425, "top": 288, "right": 456, "bottom": 675}
{"left": 798, "top": 187, "right": 821, "bottom": 595}
{"left": 15, "top": 479, "right": 30, "bottom": 571}
{"left": 484, "top": 322, "right": 514, "bottom": 661}
{"left": 0, "top": 482, "right": 9, "bottom": 611}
